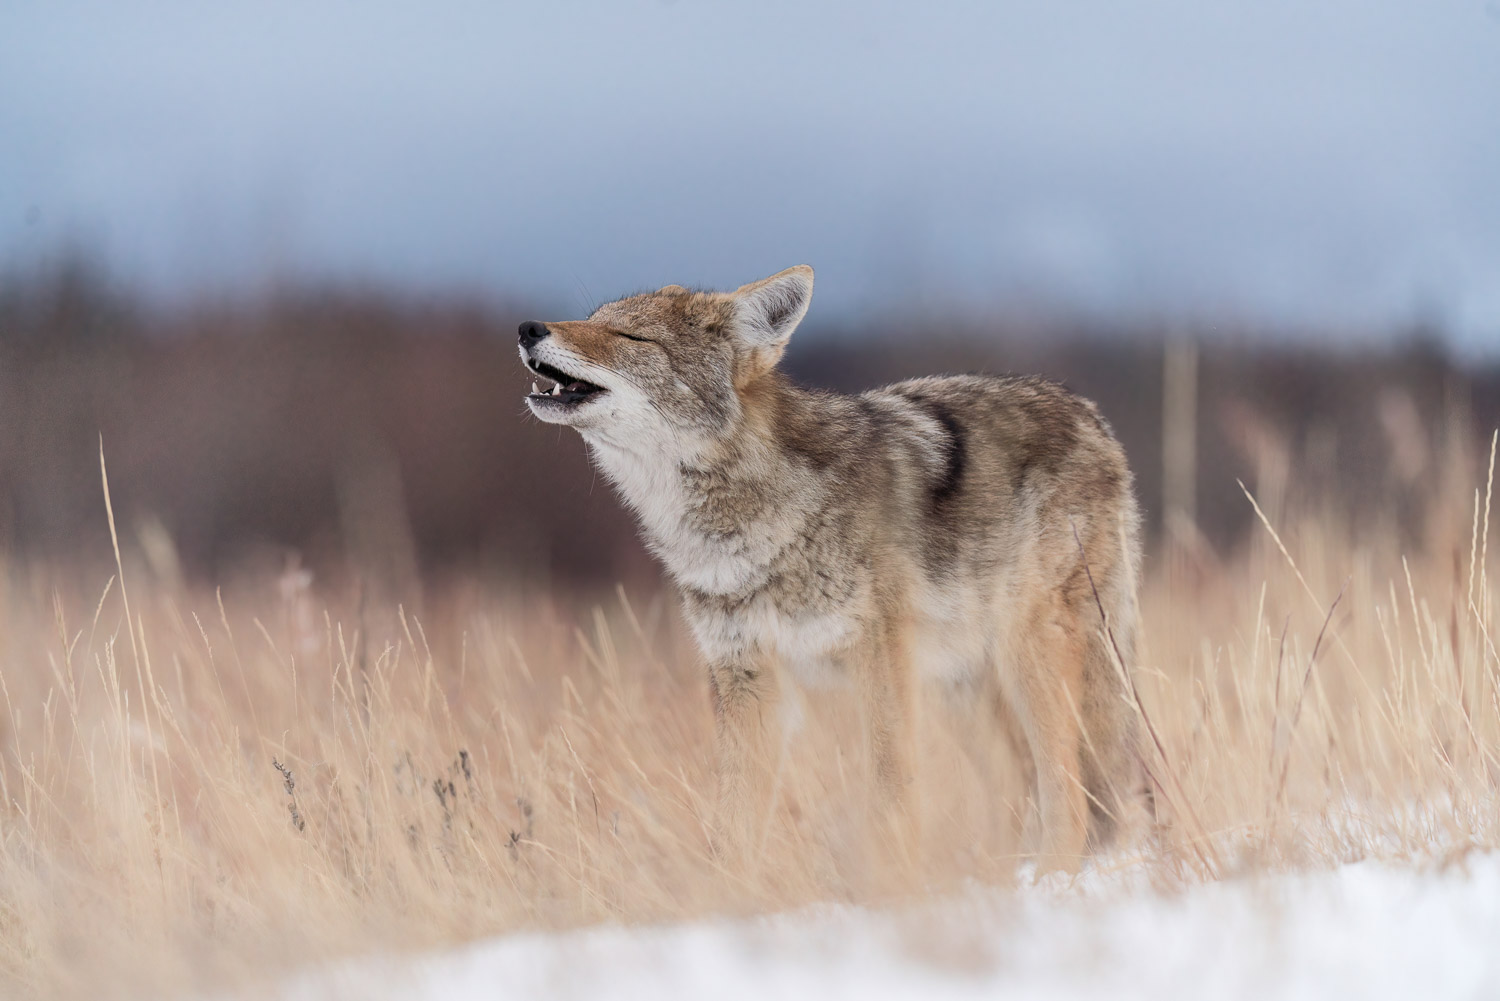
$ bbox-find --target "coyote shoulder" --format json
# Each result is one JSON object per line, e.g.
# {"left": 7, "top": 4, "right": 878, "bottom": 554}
{"left": 518, "top": 266, "right": 1144, "bottom": 872}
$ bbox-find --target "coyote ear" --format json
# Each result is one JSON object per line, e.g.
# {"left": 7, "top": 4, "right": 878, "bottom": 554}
{"left": 730, "top": 265, "right": 814, "bottom": 350}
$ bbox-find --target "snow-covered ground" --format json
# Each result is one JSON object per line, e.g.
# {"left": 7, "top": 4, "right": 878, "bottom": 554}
{"left": 283, "top": 854, "right": 1500, "bottom": 1000}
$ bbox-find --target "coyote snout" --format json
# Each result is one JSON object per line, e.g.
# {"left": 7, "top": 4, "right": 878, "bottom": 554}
{"left": 517, "top": 266, "right": 1145, "bottom": 874}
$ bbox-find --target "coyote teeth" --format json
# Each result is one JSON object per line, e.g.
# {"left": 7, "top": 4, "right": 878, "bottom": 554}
{"left": 532, "top": 381, "right": 540, "bottom": 395}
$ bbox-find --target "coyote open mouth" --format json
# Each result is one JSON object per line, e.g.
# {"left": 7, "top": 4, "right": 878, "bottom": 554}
{"left": 524, "top": 359, "right": 606, "bottom": 406}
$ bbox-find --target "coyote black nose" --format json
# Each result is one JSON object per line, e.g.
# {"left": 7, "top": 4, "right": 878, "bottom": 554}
{"left": 518, "top": 321, "right": 549, "bottom": 348}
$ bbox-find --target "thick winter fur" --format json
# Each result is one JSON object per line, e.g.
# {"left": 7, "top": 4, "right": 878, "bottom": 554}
{"left": 519, "top": 266, "right": 1145, "bottom": 873}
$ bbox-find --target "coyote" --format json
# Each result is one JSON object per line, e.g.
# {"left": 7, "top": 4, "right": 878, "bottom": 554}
{"left": 518, "top": 266, "right": 1144, "bottom": 872}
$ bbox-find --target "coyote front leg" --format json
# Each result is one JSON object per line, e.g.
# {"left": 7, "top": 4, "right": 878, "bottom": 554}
{"left": 708, "top": 652, "right": 782, "bottom": 867}
{"left": 860, "top": 619, "right": 921, "bottom": 863}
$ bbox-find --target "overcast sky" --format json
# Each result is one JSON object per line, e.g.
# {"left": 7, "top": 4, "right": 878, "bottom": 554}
{"left": 2, "top": 1, "right": 1498, "bottom": 350}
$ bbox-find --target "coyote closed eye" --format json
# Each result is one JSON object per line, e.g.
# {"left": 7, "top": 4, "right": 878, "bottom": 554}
{"left": 517, "top": 266, "right": 1145, "bottom": 873}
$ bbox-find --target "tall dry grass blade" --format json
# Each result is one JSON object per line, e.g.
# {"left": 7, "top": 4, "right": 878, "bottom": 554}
{"left": 100, "top": 436, "right": 169, "bottom": 886}
{"left": 1271, "top": 578, "right": 1347, "bottom": 820}
{"left": 1480, "top": 430, "right": 1498, "bottom": 617}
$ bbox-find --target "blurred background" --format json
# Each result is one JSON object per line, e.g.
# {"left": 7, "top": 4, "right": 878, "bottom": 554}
{"left": 2, "top": 0, "right": 1499, "bottom": 594}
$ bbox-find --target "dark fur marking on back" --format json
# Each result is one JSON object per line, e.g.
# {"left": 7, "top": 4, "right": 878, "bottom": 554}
{"left": 882, "top": 389, "right": 970, "bottom": 581}
{"left": 922, "top": 400, "right": 967, "bottom": 507}
{"left": 887, "top": 388, "right": 968, "bottom": 509}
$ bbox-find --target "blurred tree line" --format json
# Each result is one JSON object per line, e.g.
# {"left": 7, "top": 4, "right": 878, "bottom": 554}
{"left": 1, "top": 257, "right": 1495, "bottom": 590}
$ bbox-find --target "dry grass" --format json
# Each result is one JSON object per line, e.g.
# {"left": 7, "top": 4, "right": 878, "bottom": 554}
{"left": 2, "top": 436, "right": 1500, "bottom": 1000}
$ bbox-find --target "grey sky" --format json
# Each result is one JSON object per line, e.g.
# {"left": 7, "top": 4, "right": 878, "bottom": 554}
{"left": 2, "top": 1, "right": 1498, "bottom": 349}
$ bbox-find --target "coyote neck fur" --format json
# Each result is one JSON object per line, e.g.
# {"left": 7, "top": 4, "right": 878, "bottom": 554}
{"left": 584, "top": 374, "right": 822, "bottom": 598}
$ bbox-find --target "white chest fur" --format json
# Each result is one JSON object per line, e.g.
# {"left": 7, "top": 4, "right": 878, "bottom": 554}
{"left": 585, "top": 440, "right": 760, "bottom": 591}
{"left": 587, "top": 437, "right": 813, "bottom": 597}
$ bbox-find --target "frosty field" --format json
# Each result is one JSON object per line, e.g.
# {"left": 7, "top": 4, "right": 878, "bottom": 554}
{"left": 284, "top": 851, "right": 1500, "bottom": 1000}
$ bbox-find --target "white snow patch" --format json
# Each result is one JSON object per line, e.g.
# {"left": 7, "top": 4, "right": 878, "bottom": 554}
{"left": 281, "top": 854, "right": 1500, "bottom": 1000}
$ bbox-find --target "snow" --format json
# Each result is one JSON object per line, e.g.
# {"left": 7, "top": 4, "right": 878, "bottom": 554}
{"left": 282, "top": 855, "right": 1500, "bottom": 1000}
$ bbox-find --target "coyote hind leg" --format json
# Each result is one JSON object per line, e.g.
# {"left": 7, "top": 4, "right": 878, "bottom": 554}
{"left": 1078, "top": 622, "right": 1146, "bottom": 850}
{"left": 1000, "top": 602, "right": 1090, "bottom": 875}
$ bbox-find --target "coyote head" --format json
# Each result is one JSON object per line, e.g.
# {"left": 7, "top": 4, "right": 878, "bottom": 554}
{"left": 517, "top": 266, "right": 813, "bottom": 447}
